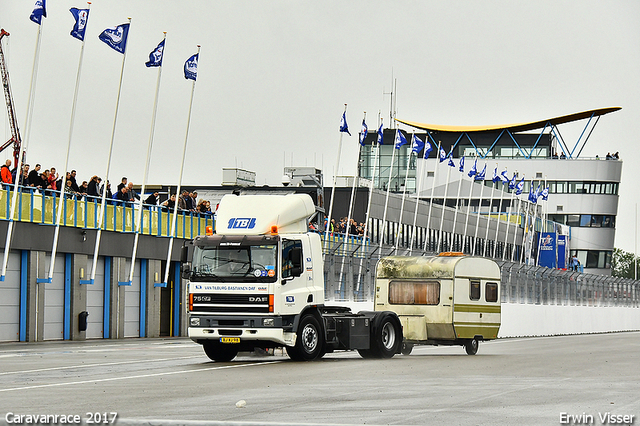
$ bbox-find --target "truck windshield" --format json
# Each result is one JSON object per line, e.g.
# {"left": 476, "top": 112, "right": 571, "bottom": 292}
{"left": 191, "top": 244, "right": 278, "bottom": 283}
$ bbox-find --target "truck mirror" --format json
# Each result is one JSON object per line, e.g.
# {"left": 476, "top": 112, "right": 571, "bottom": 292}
{"left": 181, "top": 263, "right": 191, "bottom": 279}
{"left": 180, "top": 245, "right": 189, "bottom": 263}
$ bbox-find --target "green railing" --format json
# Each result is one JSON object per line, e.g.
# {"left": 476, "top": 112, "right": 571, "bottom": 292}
{"left": 0, "top": 186, "right": 213, "bottom": 239}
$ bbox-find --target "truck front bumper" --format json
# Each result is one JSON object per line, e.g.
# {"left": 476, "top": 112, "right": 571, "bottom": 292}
{"left": 187, "top": 314, "right": 296, "bottom": 347}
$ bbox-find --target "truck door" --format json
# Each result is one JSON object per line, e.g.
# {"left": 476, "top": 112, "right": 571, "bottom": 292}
{"left": 280, "top": 239, "right": 308, "bottom": 315}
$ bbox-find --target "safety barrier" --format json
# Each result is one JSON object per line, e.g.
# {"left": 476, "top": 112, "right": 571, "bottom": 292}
{"left": 0, "top": 186, "right": 213, "bottom": 239}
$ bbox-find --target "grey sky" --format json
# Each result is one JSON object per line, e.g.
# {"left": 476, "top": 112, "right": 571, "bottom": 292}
{"left": 1, "top": 1, "right": 639, "bottom": 252}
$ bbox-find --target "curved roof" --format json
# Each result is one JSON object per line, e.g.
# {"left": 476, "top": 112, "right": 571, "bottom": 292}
{"left": 396, "top": 107, "right": 621, "bottom": 133}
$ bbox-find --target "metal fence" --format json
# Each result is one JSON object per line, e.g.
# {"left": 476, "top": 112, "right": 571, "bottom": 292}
{"left": 321, "top": 233, "right": 639, "bottom": 307}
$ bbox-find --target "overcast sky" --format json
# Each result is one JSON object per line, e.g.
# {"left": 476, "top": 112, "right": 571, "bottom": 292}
{"left": 1, "top": 1, "right": 639, "bottom": 252}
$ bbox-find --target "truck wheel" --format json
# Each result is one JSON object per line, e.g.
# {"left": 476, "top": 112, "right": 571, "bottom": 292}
{"left": 203, "top": 342, "right": 239, "bottom": 362}
{"left": 465, "top": 338, "right": 479, "bottom": 355}
{"left": 286, "top": 314, "right": 324, "bottom": 361}
{"left": 357, "top": 349, "right": 376, "bottom": 359}
{"left": 401, "top": 342, "right": 413, "bottom": 356}
{"left": 372, "top": 314, "right": 402, "bottom": 358}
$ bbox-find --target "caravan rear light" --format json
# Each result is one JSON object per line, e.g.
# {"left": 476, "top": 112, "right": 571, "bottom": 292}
{"left": 268, "top": 294, "right": 274, "bottom": 313}
{"left": 205, "top": 226, "right": 213, "bottom": 235}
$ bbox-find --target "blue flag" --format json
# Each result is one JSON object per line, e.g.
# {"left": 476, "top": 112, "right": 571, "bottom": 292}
{"left": 528, "top": 185, "right": 536, "bottom": 203}
{"left": 30, "top": 0, "right": 46, "bottom": 25}
{"left": 99, "top": 23, "right": 130, "bottom": 54}
{"left": 475, "top": 164, "right": 486, "bottom": 180}
{"left": 395, "top": 130, "right": 408, "bottom": 149}
{"left": 468, "top": 159, "right": 477, "bottom": 177}
{"left": 69, "top": 8, "right": 89, "bottom": 40}
{"left": 145, "top": 39, "right": 165, "bottom": 67}
{"left": 447, "top": 152, "right": 455, "bottom": 167}
{"left": 184, "top": 53, "right": 198, "bottom": 80}
{"left": 515, "top": 177, "right": 525, "bottom": 195}
{"left": 492, "top": 167, "right": 500, "bottom": 183}
{"left": 500, "top": 170, "right": 509, "bottom": 184}
{"left": 459, "top": 156, "right": 465, "bottom": 173}
{"left": 423, "top": 139, "right": 433, "bottom": 159}
{"left": 376, "top": 123, "right": 383, "bottom": 145}
{"left": 359, "top": 119, "right": 368, "bottom": 146}
{"left": 541, "top": 186, "right": 549, "bottom": 201}
{"left": 439, "top": 146, "right": 447, "bottom": 162}
{"left": 509, "top": 173, "right": 517, "bottom": 190}
{"left": 534, "top": 183, "right": 541, "bottom": 201}
{"left": 411, "top": 134, "right": 424, "bottom": 154}
{"left": 339, "top": 111, "right": 351, "bottom": 135}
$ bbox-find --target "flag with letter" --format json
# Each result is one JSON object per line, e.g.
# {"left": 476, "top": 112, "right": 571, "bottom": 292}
{"left": 184, "top": 52, "right": 198, "bottom": 80}
{"left": 145, "top": 39, "right": 165, "bottom": 67}
{"left": 541, "top": 186, "right": 549, "bottom": 201}
{"left": 99, "top": 23, "right": 130, "bottom": 54}
{"left": 459, "top": 156, "right": 465, "bottom": 172}
{"left": 492, "top": 167, "right": 500, "bottom": 183}
{"left": 468, "top": 159, "right": 477, "bottom": 178}
{"left": 423, "top": 139, "right": 433, "bottom": 159}
{"left": 439, "top": 146, "right": 447, "bottom": 162}
{"left": 70, "top": 8, "right": 89, "bottom": 40}
{"left": 359, "top": 119, "right": 368, "bottom": 146}
{"left": 30, "top": 0, "right": 46, "bottom": 25}
{"left": 475, "top": 164, "right": 486, "bottom": 180}
{"left": 515, "top": 177, "right": 524, "bottom": 195}
{"left": 509, "top": 173, "right": 517, "bottom": 190}
{"left": 339, "top": 111, "right": 350, "bottom": 135}
{"left": 528, "top": 185, "right": 536, "bottom": 203}
{"left": 376, "top": 123, "right": 383, "bottom": 145}
{"left": 411, "top": 134, "right": 424, "bottom": 154}
{"left": 394, "top": 129, "right": 408, "bottom": 149}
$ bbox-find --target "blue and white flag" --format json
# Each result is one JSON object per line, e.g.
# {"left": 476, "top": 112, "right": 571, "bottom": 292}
{"left": 468, "top": 159, "right": 477, "bottom": 178}
{"left": 423, "top": 139, "right": 433, "bottom": 159}
{"left": 500, "top": 170, "right": 509, "bottom": 184}
{"left": 184, "top": 52, "right": 198, "bottom": 80}
{"left": 534, "top": 183, "right": 541, "bottom": 201}
{"left": 411, "top": 134, "right": 424, "bottom": 154}
{"left": 394, "top": 129, "right": 408, "bottom": 149}
{"left": 515, "top": 177, "right": 525, "bottom": 195}
{"left": 99, "top": 23, "right": 130, "bottom": 54}
{"left": 339, "top": 111, "right": 351, "bottom": 135}
{"left": 447, "top": 152, "right": 455, "bottom": 167}
{"left": 359, "top": 119, "right": 368, "bottom": 146}
{"left": 30, "top": 0, "right": 46, "bottom": 25}
{"left": 509, "top": 173, "right": 517, "bottom": 190}
{"left": 69, "top": 8, "right": 89, "bottom": 41}
{"left": 541, "top": 186, "right": 549, "bottom": 201}
{"left": 458, "top": 156, "right": 465, "bottom": 172}
{"left": 376, "top": 123, "right": 383, "bottom": 145}
{"left": 528, "top": 185, "right": 536, "bottom": 203}
{"left": 145, "top": 39, "right": 165, "bottom": 67}
{"left": 492, "top": 167, "right": 500, "bottom": 183}
{"left": 475, "top": 164, "right": 486, "bottom": 180}
{"left": 439, "top": 146, "right": 447, "bottom": 162}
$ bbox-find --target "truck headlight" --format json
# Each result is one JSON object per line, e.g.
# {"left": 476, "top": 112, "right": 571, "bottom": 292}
{"left": 190, "top": 317, "right": 200, "bottom": 326}
{"left": 262, "top": 318, "right": 275, "bottom": 327}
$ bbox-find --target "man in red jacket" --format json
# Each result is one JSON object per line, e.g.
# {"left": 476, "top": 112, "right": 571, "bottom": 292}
{"left": 1, "top": 159, "right": 12, "bottom": 184}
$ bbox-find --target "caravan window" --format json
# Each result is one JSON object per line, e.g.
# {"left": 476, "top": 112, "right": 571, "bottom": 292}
{"left": 486, "top": 282, "right": 498, "bottom": 302}
{"left": 389, "top": 281, "right": 440, "bottom": 305}
{"left": 470, "top": 281, "right": 480, "bottom": 301}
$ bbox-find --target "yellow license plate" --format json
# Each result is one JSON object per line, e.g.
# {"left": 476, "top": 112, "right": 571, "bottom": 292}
{"left": 220, "top": 337, "right": 240, "bottom": 344}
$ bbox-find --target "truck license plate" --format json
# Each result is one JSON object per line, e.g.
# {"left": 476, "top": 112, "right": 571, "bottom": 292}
{"left": 220, "top": 337, "right": 240, "bottom": 344}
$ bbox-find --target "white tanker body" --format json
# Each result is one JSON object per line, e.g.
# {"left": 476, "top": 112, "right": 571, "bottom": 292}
{"left": 183, "top": 193, "right": 403, "bottom": 361}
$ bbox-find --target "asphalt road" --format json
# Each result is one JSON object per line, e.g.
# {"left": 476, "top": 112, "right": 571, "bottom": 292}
{"left": 0, "top": 333, "right": 639, "bottom": 426}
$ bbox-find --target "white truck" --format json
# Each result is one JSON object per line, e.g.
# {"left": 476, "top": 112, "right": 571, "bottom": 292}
{"left": 182, "top": 193, "right": 404, "bottom": 361}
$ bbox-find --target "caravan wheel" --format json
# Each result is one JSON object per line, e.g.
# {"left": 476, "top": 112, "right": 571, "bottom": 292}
{"left": 465, "top": 338, "right": 479, "bottom": 355}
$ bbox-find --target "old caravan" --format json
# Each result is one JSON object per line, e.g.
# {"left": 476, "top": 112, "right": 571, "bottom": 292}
{"left": 375, "top": 254, "right": 501, "bottom": 355}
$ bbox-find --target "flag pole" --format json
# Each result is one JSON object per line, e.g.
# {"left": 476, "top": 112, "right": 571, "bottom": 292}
{"left": 163, "top": 44, "right": 200, "bottom": 285}
{"left": 483, "top": 166, "right": 497, "bottom": 257}
{"left": 423, "top": 139, "right": 440, "bottom": 253}
{"left": 510, "top": 176, "right": 524, "bottom": 262}
{"left": 409, "top": 133, "right": 426, "bottom": 255}
{"left": 47, "top": 2, "right": 92, "bottom": 282}
{"left": 323, "top": 104, "right": 347, "bottom": 254}
{"left": 1, "top": 16, "right": 45, "bottom": 280}
{"left": 472, "top": 166, "right": 486, "bottom": 255}
{"left": 436, "top": 155, "right": 452, "bottom": 253}
{"left": 536, "top": 178, "right": 547, "bottom": 266}
{"left": 394, "top": 137, "right": 412, "bottom": 252}
{"left": 378, "top": 132, "right": 397, "bottom": 258}
{"left": 449, "top": 158, "right": 465, "bottom": 252}
{"left": 502, "top": 172, "right": 518, "bottom": 261}
{"left": 461, "top": 162, "right": 476, "bottom": 254}
{"left": 520, "top": 197, "right": 532, "bottom": 264}
{"left": 128, "top": 32, "right": 166, "bottom": 285}
{"left": 493, "top": 168, "right": 507, "bottom": 258}
{"left": 88, "top": 18, "right": 132, "bottom": 284}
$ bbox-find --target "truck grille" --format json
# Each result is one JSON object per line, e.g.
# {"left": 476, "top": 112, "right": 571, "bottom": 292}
{"left": 191, "top": 293, "right": 270, "bottom": 314}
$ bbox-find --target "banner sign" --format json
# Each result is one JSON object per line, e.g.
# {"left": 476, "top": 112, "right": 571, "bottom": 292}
{"left": 557, "top": 235, "right": 566, "bottom": 269}
{"left": 538, "top": 232, "right": 556, "bottom": 268}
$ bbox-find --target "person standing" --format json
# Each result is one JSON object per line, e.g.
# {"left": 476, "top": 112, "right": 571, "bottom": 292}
{"left": 1, "top": 159, "right": 12, "bottom": 185}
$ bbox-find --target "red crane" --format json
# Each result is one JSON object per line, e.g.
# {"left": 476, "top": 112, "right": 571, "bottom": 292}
{"left": 0, "top": 29, "right": 21, "bottom": 168}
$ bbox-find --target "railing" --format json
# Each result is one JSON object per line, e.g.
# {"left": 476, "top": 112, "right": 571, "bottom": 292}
{"left": 0, "top": 185, "right": 213, "bottom": 239}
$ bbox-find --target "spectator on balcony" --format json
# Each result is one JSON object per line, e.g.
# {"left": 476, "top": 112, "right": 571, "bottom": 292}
{"left": 77, "top": 181, "right": 89, "bottom": 200}
{"left": 100, "top": 179, "right": 112, "bottom": 200}
{"left": 1, "top": 159, "right": 13, "bottom": 185}
{"left": 178, "top": 190, "right": 193, "bottom": 211}
{"left": 117, "top": 177, "right": 127, "bottom": 193}
{"left": 69, "top": 170, "right": 80, "bottom": 192}
{"left": 18, "top": 165, "right": 30, "bottom": 187}
{"left": 161, "top": 194, "right": 176, "bottom": 212}
{"left": 126, "top": 182, "right": 140, "bottom": 203}
{"left": 28, "top": 164, "right": 41, "bottom": 188}
{"left": 115, "top": 186, "right": 129, "bottom": 204}
{"left": 144, "top": 191, "right": 160, "bottom": 206}
{"left": 64, "top": 179, "right": 77, "bottom": 199}
{"left": 87, "top": 175, "right": 100, "bottom": 199}
{"left": 48, "top": 167, "right": 59, "bottom": 191}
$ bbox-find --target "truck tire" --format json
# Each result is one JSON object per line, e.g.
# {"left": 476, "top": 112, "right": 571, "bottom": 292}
{"left": 464, "top": 338, "right": 479, "bottom": 355}
{"left": 203, "top": 341, "right": 239, "bottom": 362}
{"left": 286, "top": 314, "right": 324, "bottom": 361}
{"left": 371, "top": 314, "right": 402, "bottom": 358}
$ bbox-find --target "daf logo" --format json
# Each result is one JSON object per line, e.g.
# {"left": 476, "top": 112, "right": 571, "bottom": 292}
{"left": 249, "top": 297, "right": 268, "bottom": 303}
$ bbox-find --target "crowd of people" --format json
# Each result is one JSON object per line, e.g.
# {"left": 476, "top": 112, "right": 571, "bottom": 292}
{"left": 0, "top": 159, "right": 213, "bottom": 215}
{"left": 321, "top": 217, "right": 366, "bottom": 237}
